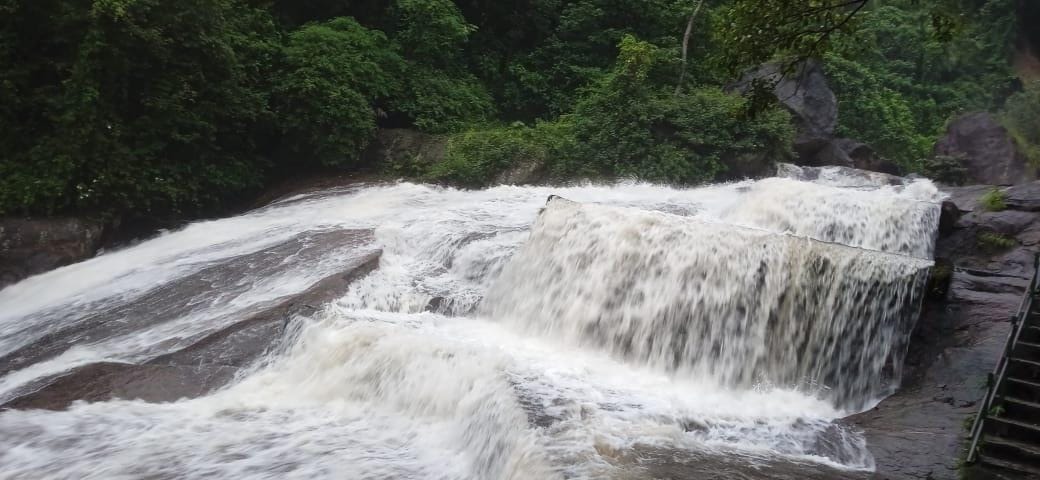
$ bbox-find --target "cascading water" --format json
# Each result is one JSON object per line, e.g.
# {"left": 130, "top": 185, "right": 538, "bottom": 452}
{"left": 0, "top": 168, "right": 942, "bottom": 479}
{"left": 483, "top": 198, "right": 932, "bottom": 411}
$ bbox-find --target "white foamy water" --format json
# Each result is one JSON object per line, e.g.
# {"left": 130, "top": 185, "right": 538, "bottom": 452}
{"left": 0, "top": 169, "right": 942, "bottom": 479}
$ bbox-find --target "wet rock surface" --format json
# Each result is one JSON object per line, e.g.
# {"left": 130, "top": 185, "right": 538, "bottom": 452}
{"left": 360, "top": 128, "right": 447, "bottom": 172}
{"left": 609, "top": 445, "right": 871, "bottom": 480}
{"left": 934, "top": 112, "right": 1034, "bottom": 186}
{"left": 851, "top": 182, "right": 1040, "bottom": 479}
{"left": 0, "top": 217, "right": 104, "bottom": 289}
{"left": 810, "top": 138, "right": 902, "bottom": 175}
{"left": 1, "top": 232, "right": 381, "bottom": 411}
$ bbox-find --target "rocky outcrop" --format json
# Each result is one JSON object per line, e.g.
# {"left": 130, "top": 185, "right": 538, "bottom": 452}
{"left": 0, "top": 218, "right": 105, "bottom": 289}
{"left": 361, "top": 128, "right": 447, "bottom": 173}
{"left": 1, "top": 231, "right": 381, "bottom": 410}
{"left": 493, "top": 156, "right": 546, "bottom": 185}
{"left": 934, "top": 112, "right": 1034, "bottom": 186}
{"left": 850, "top": 182, "right": 1040, "bottom": 479}
{"left": 736, "top": 60, "right": 838, "bottom": 160}
{"left": 734, "top": 61, "right": 906, "bottom": 176}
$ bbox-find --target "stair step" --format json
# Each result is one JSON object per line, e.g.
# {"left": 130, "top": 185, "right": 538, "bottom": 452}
{"left": 988, "top": 415, "right": 1040, "bottom": 434}
{"left": 984, "top": 436, "right": 1040, "bottom": 457}
{"left": 977, "top": 453, "right": 1040, "bottom": 476}
{"left": 1012, "top": 341, "right": 1040, "bottom": 363}
{"left": 1005, "top": 377, "right": 1040, "bottom": 404}
{"left": 1021, "top": 326, "right": 1040, "bottom": 341}
{"left": 986, "top": 415, "right": 1040, "bottom": 444}
{"left": 1005, "top": 397, "right": 1040, "bottom": 411}
{"left": 1018, "top": 341, "right": 1040, "bottom": 350}
{"left": 1008, "top": 358, "right": 1040, "bottom": 380}
{"left": 1010, "top": 357, "right": 1040, "bottom": 368}
{"left": 1007, "top": 377, "right": 1040, "bottom": 389}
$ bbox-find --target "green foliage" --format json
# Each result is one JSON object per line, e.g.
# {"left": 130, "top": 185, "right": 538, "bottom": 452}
{"left": 0, "top": 0, "right": 1027, "bottom": 224}
{"left": 273, "top": 17, "right": 402, "bottom": 168}
{"left": 0, "top": 0, "right": 279, "bottom": 218}
{"left": 386, "top": 0, "right": 493, "bottom": 132}
{"left": 392, "top": 69, "right": 494, "bottom": 133}
{"left": 392, "top": 0, "right": 473, "bottom": 67}
{"left": 428, "top": 120, "right": 574, "bottom": 186}
{"left": 714, "top": 0, "right": 867, "bottom": 73}
{"left": 977, "top": 231, "right": 1016, "bottom": 251}
{"left": 561, "top": 36, "right": 793, "bottom": 183}
{"left": 979, "top": 188, "right": 1007, "bottom": 211}
{"left": 824, "top": 2, "right": 1016, "bottom": 172}
{"left": 462, "top": 0, "right": 691, "bottom": 120}
{"left": 1001, "top": 82, "right": 1040, "bottom": 166}
{"left": 922, "top": 155, "right": 969, "bottom": 185}
{"left": 825, "top": 55, "right": 933, "bottom": 171}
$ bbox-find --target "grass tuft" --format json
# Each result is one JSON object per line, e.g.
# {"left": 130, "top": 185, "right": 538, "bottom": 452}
{"left": 977, "top": 231, "right": 1016, "bottom": 251}
{"left": 979, "top": 188, "right": 1007, "bottom": 212}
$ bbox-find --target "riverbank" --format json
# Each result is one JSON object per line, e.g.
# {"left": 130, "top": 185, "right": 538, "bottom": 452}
{"left": 850, "top": 183, "right": 1040, "bottom": 479}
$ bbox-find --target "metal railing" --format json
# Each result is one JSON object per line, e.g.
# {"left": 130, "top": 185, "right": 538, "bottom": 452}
{"left": 965, "top": 253, "right": 1040, "bottom": 464}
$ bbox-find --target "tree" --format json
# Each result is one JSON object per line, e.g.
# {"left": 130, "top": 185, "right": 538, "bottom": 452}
{"left": 675, "top": 0, "right": 706, "bottom": 95}
{"left": 564, "top": 35, "right": 793, "bottom": 183}
{"left": 715, "top": 0, "right": 869, "bottom": 74}
{"left": 0, "top": 0, "right": 280, "bottom": 218}
{"left": 273, "top": 17, "right": 404, "bottom": 168}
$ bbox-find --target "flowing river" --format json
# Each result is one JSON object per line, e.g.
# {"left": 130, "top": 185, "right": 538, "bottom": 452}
{"left": 0, "top": 166, "right": 942, "bottom": 479}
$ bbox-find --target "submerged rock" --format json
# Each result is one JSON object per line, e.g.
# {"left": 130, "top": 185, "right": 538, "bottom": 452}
{"left": 1, "top": 232, "right": 381, "bottom": 411}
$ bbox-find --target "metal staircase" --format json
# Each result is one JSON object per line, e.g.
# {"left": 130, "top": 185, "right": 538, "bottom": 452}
{"left": 967, "top": 254, "right": 1040, "bottom": 477}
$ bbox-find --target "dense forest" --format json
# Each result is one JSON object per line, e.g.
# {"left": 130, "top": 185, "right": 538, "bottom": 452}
{"left": 0, "top": 0, "right": 1037, "bottom": 225}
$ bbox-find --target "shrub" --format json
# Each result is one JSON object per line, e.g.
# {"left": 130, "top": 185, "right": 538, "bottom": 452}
{"left": 921, "top": 155, "right": 968, "bottom": 186}
{"left": 387, "top": 0, "right": 494, "bottom": 132}
{"left": 391, "top": 69, "right": 495, "bottom": 133}
{"left": 273, "top": 17, "right": 403, "bottom": 168}
{"left": 977, "top": 231, "right": 1016, "bottom": 252}
{"left": 979, "top": 188, "right": 1007, "bottom": 212}
{"left": 427, "top": 120, "right": 574, "bottom": 187}
{"left": 1002, "top": 82, "right": 1040, "bottom": 166}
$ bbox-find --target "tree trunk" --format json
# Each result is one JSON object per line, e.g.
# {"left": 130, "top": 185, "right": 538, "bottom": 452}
{"left": 675, "top": 0, "right": 705, "bottom": 95}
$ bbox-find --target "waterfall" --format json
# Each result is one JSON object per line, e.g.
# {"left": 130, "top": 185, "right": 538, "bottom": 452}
{"left": 483, "top": 197, "right": 933, "bottom": 411}
{"left": 0, "top": 170, "right": 943, "bottom": 479}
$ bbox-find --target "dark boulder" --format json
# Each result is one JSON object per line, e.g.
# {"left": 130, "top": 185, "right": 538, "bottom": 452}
{"left": 718, "top": 151, "right": 773, "bottom": 180}
{"left": 934, "top": 112, "right": 1034, "bottom": 186}
{"left": 735, "top": 61, "right": 837, "bottom": 159}
{"left": 938, "top": 201, "right": 961, "bottom": 236}
{"left": 0, "top": 218, "right": 104, "bottom": 289}
{"left": 808, "top": 140, "right": 854, "bottom": 168}
{"left": 810, "top": 137, "right": 902, "bottom": 175}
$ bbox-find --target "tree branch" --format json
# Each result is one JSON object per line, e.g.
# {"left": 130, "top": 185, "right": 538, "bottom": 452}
{"left": 674, "top": 0, "right": 705, "bottom": 95}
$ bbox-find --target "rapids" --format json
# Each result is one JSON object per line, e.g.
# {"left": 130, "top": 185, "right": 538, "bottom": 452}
{"left": 0, "top": 168, "right": 942, "bottom": 479}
